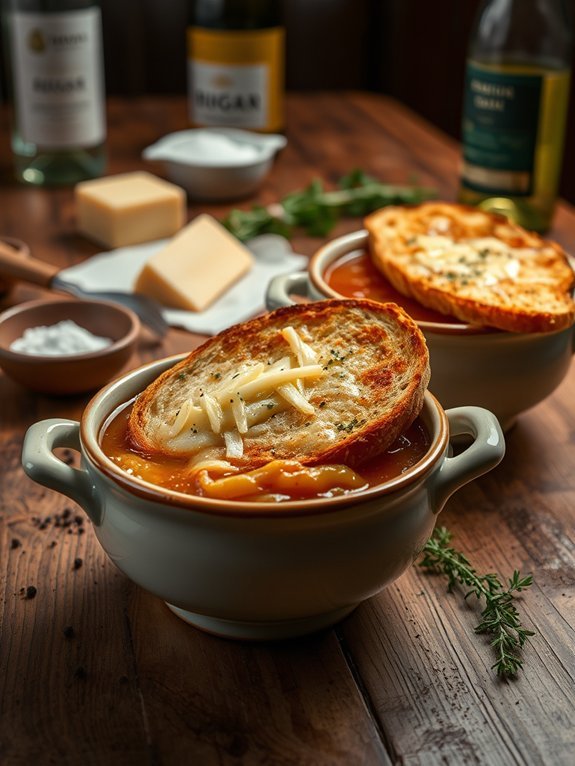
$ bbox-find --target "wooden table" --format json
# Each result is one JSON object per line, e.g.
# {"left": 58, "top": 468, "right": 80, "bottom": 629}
{"left": 1, "top": 93, "right": 574, "bottom": 765}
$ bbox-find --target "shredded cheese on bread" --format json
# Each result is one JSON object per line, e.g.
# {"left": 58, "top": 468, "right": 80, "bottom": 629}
{"left": 128, "top": 299, "right": 430, "bottom": 470}
{"left": 159, "top": 327, "right": 324, "bottom": 460}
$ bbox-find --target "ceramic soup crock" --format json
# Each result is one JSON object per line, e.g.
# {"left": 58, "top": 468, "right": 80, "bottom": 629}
{"left": 22, "top": 354, "right": 504, "bottom": 641}
{"left": 266, "top": 230, "right": 575, "bottom": 431}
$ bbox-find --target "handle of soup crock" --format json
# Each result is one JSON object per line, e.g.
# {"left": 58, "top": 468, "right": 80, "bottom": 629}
{"left": 22, "top": 419, "right": 102, "bottom": 525}
{"left": 431, "top": 406, "right": 505, "bottom": 514}
{"left": 265, "top": 271, "right": 310, "bottom": 311}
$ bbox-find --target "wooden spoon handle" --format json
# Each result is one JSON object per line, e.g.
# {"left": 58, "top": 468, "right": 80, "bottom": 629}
{"left": 0, "top": 240, "right": 58, "bottom": 288}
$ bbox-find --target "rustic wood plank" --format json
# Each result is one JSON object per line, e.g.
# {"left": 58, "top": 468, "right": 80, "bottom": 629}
{"left": 126, "top": 590, "right": 391, "bottom": 766}
{"left": 0, "top": 379, "right": 153, "bottom": 763}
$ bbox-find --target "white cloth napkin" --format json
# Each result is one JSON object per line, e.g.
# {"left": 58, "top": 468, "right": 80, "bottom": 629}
{"left": 59, "top": 234, "right": 307, "bottom": 335}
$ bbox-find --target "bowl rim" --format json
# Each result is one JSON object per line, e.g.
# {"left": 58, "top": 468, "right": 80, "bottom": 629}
{"left": 0, "top": 297, "right": 140, "bottom": 363}
{"left": 310, "top": 229, "right": 502, "bottom": 337}
{"left": 80, "top": 353, "right": 449, "bottom": 519}
{"left": 143, "top": 127, "right": 287, "bottom": 170}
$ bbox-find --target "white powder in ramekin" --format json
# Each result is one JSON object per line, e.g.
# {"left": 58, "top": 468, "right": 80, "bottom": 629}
{"left": 10, "top": 320, "right": 113, "bottom": 356}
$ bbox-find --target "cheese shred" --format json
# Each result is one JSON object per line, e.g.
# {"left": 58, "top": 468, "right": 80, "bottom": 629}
{"left": 164, "top": 327, "right": 325, "bottom": 455}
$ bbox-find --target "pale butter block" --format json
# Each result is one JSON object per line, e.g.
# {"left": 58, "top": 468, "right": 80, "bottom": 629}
{"left": 134, "top": 214, "right": 253, "bottom": 311}
{"left": 75, "top": 171, "right": 186, "bottom": 248}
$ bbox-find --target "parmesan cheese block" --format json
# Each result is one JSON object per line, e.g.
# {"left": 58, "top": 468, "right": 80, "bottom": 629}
{"left": 75, "top": 171, "right": 186, "bottom": 248}
{"left": 134, "top": 214, "right": 254, "bottom": 311}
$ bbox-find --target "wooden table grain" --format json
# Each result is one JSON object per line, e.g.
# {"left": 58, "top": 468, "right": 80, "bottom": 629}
{"left": 1, "top": 93, "right": 574, "bottom": 766}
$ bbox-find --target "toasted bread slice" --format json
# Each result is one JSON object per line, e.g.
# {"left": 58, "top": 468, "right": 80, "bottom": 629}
{"left": 365, "top": 202, "right": 575, "bottom": 333}
{"left": 128, "top": 299, "right": 430, "bottom": 470}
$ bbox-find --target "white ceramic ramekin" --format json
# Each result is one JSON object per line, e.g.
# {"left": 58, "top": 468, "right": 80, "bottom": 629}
{"left": 22, "top": 354, "right": 504, "bottom": 641}
{"left": 142, "top": 128, "right": 287, "bottom": 201}
{"left": 266, "top": 230, "right": 575, "bottom": 430}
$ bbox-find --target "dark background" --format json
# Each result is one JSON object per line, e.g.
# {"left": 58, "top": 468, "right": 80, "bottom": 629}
{"left": 2, "top": 0, "right": 575, "bottom": 204}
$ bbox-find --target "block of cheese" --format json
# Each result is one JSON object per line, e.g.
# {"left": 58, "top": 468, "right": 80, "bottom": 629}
{"left": 134, "top": 214, "right": 254, "bottom": 311}
{"left": 75, "top": 171, "right": 186, "bottom": 248}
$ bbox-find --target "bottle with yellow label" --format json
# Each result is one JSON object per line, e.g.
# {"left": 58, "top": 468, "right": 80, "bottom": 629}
{"left": 187, "top": 0, "right": 284, "bottom": 133}
{"left": 458, "top": 0, "right": 572, "bottom": 232}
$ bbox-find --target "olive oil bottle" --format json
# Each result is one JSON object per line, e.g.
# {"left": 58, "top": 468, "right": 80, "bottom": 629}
{"left": 458, "top": 0, "right": 572, "bottom": 232}
{"left": 3, "top": 0, "right": 106, "bottom": 186}
{"left": 187, "top": 0, "right": 284, "bottom": 132}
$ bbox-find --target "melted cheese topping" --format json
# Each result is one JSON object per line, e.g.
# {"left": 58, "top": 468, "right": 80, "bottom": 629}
{"left": 164, "top": 327, "right": 324, "bottom": 460}
{"left": 408, "top": 235, "right": 557, "bottom": 287}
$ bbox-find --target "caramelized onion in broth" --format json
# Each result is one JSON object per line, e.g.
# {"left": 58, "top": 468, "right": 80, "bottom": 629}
{"left": 100, "top": 402, "right": 430, "bottom": 503}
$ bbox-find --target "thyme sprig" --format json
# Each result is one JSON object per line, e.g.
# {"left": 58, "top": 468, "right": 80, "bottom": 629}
{"left": 419, "top": 526, "right": 536, "bottom": 679}
{"left": 222, "top": 169, "right": 437, "bottom": 241}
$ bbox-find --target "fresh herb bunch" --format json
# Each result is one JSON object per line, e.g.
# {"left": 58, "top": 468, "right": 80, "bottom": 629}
{"left": 420, "top": 526, "right": 535, "bottom": 679}
{"left": 222, "top": 169, "right": 437, "bottom": 241}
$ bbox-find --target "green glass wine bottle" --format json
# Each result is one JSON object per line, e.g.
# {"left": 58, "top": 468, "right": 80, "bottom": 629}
{"left": 3, "top": 0, "right": 107, "bottom": 186}
{"left": 458, "top": 0, "right": 572, "bottom": 232}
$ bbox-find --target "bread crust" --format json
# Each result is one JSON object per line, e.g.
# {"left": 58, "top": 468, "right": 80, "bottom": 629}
{"left": 365, "top": 202, "right": 575, "bottom": 333}
{"left": 128, "top": 299, "right": 430, "bottom": 470}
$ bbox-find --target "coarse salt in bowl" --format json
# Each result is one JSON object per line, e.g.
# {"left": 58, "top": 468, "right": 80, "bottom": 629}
{"left": 0, "top": 298, "right": 139, "bottom": 395}
{"left": 10, "top": 319, "right": 113, "bottom": 356}
{"left": 156, "top": 131, "right": 264, "bottom": 166}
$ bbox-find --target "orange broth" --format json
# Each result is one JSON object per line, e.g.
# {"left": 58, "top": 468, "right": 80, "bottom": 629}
{"left": 100, "top": 402, "right": 431, "bottom": 503}
{"left": 323, "top": 249, "right": 464, "bottom": 325}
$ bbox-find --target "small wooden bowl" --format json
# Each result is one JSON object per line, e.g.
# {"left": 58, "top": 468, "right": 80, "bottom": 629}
{"left": 0, "top": 298, "right": 140, "bottom": 395}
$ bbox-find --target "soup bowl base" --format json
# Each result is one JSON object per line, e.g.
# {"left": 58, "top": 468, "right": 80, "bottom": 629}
{"left": 166, "top": 602, "right": 357, "bottom": 640}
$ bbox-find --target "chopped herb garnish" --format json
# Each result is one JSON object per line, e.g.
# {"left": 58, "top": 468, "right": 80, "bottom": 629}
{"left": 336, "top": 417, "right": 366, "bottom": 433}
{"left": 221, "top": 170, "right": 437, "bottom": 241}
